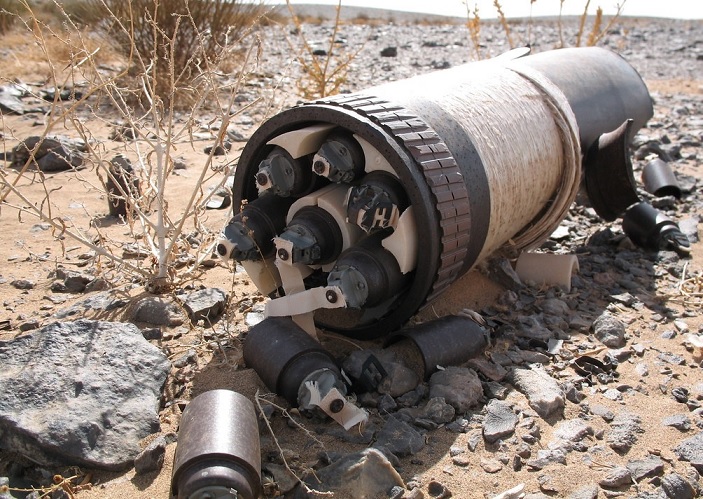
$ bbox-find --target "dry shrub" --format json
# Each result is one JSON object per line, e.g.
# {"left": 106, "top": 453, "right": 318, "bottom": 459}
{"left": 285, "top": 0, "right": 366, "bottom": 99}
{"left": 86, "top": 0, "right": 267, "bottom": 106}
{"left": 1, "top": 0, "right": 266, "bottom": 292}
{"left": 0, "top": 0, "right": 18, "bottom": 34}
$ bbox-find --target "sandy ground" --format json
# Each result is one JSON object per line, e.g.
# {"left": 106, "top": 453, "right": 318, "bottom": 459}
{"left": 1, "top": 12, "right": 702, "bottom": 499}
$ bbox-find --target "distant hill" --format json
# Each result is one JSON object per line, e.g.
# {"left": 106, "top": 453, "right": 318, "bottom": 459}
{"left": 269, "top": 3, "right": 466, "bottom": 24}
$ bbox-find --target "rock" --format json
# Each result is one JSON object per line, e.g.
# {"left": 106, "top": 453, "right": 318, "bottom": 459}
{"left": 678, "top": 217, "right": 699, "bottom": 243}
{"left": 516, "top": 316, "right": 553, "bottom": 342}
{"left": 593, "top": 313, "right": 627, "bottom": 348}
{"left": 626, "top": 455, "right": 664, "bottom": 481}
{"left": 488, "top": 257, "right": 524, "bottom": 290}
{"left": 305, "top": 448, "right": 404, "bottom": 496}
{"left": 204, "top": 141, "right": 232, "bottom": 155}
{"left": 130, "top": 296, "right": 185, "bottom": 326}
{"left": 590, "top": 404, "right": 615, "bottom": 422}
{"left": 491, "top": 483, "right": 525, "bottom": 499}
{"left": 37, "top": 147, "right": 82, "bottom": 171}
{"left": 540, "top": 298, "right": 570, "bottom": 316}
{"left": 429, "top": 366, "right": 483, "bottom": 413}
{"left": 480, "top": 458, "right": 503, "bottom": 473}
{"left": 11, "top": 136, "right": 83, "bottom": 171}
{"left": 551, "top": 419, "right": 593, "bottom": 447}
{"left": 134, "top": 436, "right": 167, "bottom": 474}
{"left": 606, "top": 412, "right": 642, "bottom": 453}
{"left": 106, "top": 155, "right": 140, "bottom": 217}
{"left": 54, "top": 291, "right": 129, "bottom": 319}
{"left": 508, "top": 366, "right": 565, "bottom": 419}
{"left": 662, "top": 414, "right": 691, "bottom": 431}
{"left": 483, "top": 399, "right": 518, "bottom": 444}
{"left": 526, "top": 449, "right": 567, "bottom": 470}
{"left": 380, "top": 46, "right": 398, "bottom": 57}
{"left": 0, "top": 86, "right": 25, "bottom": 114}
{"left": 109, "top": 124, "right": 138, "bottom": 141}
{"left": 674, "top": 431, "right": 703, "bottom": 472}
{"left": 0, "top": 320, "right": 170, "bottom": 470}
{"left": 466, "top": 357, "right": 508, "bottom": 381}
{"left": 41, "top": 86, "right": 83, "bottom": 101}
{"left": 10, "top": 279, "right": 35, "bottom": 290}
{"left": 661, "top": 472, "right": 695, "bottom": 499}
{"left": 375, "top": 416, "right": 425, "bottom": 457}
{"left": 537, "top": 473, "right": 558, "bottom": 493}
{"left": 568, "top": 484, "right": 598, "bottom": 499}
{"left": 378, "top": 362, "right": 421, "bottom": 397}
{"left": 180, "top": 287, "right": 228, "bottom": 323}
{"left": 264, "top": 463, "right": 298, "bottom": 494}
{"left": 416, "top": 397, "right": 455, "bottom": 425}
{"left": 483, "top": 380, "right": 509, "bottom": 400}
{"left": 599, "top": 466, "right": 632, "bottom": 488}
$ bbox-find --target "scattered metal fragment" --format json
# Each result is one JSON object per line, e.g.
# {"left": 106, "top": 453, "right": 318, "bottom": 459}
{"left": 243, "top": 317, "right": 367, "bottom": 429}
{"left": 622, "top": 202, "right": 691, "bottom": 255}
{"left": 642, "top": 157, "right": 682, "bottom": 199}
{"left": 515, "top": 252, "right": 579, "bottom": 292}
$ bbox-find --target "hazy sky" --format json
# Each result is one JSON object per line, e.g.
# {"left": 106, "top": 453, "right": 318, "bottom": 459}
{"left": 279, "top": 0, "right": 703, "bottom": 20}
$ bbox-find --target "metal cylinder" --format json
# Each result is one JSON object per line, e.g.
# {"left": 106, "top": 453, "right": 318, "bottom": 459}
{"left": 170, "top": 390, "right": 261, "bottom": 499}
{"left": 230, "top": 47, "right": 653, "bottom": 339}
{"left": 327, "top": 230, "right": 407, "bottom": 309}
{"left": 642, "top": 157, "right": 682, "bottom": 199}
{"left": 243, "top": 317, "right": 342, "bottom": 406}
{"left": 386, "top": 315, "right": 487, "bottom": 379}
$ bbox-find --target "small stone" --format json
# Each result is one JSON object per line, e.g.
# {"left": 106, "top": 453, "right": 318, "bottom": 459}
{"left": 662, "top": 414, "right": 691, "bottom": 431}
{"left": 674, "top": 432, "right": 703, "bottom": 472}
{"left": 593, "top": 313, "right": 626, "bottom": 348}
{"left": 374, "top": 416, "right": 425, "bottom": 457}
{"left": 626, "top": 455, "right": 664, "bottom": 481}
{"left": 483, "top": 399, "right": 518, "bottom": 444}
{"left": 429, "top": 366, "right": 483, "bottom": 413}
{"left": 467, "top": 430, "right": 482, "bottom": 452}
{"left": 537, "top": 474, "right": 558, "bottom": 492}
{"left": 568, "top": 484, "right": 598, "bottom": 499}
{"left": 599, "top": 466, "right": 632, "bottom": 488}
{"left": 661, "top": 472, "right": 695, "bottom": 499}
{"left": 552, "top": 419, "right": 593, "bottom": 445}
{"left": 10, "top": 279, "right": 35, "bottom": 290}
{"left": 134, "top": 436, "right": 167, "bottom": 474}
{"left": 480, "top": 458, "right": 503, "bottom": 473}
{"left": 508, "top": 366, "right": 565, "bottom": 419}
{"left": 606, "top": 412, "right": 642, "bottom": 453}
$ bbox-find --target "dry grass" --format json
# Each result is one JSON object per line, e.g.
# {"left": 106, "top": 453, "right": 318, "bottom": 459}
{"left": 466, "top": 0, "right": 628, "bottom": 57}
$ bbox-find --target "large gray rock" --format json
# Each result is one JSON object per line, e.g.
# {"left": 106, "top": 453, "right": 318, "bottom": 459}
{"left": 508, "top": 366, "right": 565, "bottom": 419}
{"left": 0, "top": 320, "right": 170, "bottom": 470}
{"left": 305, "top": 448, "right": 404, "bottom": 496}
